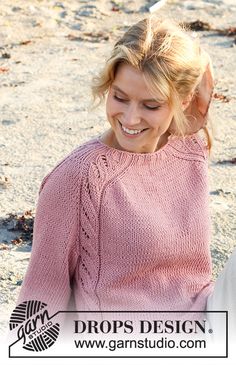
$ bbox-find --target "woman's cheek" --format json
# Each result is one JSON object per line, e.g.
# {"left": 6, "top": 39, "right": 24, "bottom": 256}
{"left": 111, "top": 101, "right": 123, "bottom": 115}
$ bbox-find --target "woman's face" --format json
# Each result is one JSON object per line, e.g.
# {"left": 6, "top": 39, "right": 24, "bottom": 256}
{"left": 105, "top": 63, "right": 174, "bottom": 153}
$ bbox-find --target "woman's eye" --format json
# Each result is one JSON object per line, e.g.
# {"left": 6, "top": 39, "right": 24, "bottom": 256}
{"left": 145, "top": 105, "right": 160, "bottom": 110}
{"left": 113, "top": 95, "right": 126, "bottom": 102}
{"left": 113, "top": 95, "right": 160, "bottom": 110}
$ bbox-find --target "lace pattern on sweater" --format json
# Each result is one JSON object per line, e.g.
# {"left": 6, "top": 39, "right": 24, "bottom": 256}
{"left": 76, "top": 142, "right": 132, "bottom": 310}
{"left": 167, "top": 133, "right": 209, "bottom": 161}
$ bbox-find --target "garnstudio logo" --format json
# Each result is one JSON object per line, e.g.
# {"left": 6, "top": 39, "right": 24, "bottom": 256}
{"left": 9, "top": 300, "right": 60, "bottom": 352}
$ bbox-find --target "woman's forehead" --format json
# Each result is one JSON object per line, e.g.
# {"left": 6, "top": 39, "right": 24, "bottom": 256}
{"left": 112, "top": 63, "right": 166, "bottom": 103}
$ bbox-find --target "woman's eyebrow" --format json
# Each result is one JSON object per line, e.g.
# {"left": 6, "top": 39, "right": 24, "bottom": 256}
{"left": 111, "top": 85, "right": 164, "bottom": 103}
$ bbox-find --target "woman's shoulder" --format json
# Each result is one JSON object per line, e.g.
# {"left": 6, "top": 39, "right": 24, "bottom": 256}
{"left": 38, "top": 137, "right": 121, "bottom": 194}
{"left": 167, "top": 131, "right": 210, "bottom": 162}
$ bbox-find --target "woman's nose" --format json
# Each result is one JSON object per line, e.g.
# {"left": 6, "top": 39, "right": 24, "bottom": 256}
{"left": 122, "top": 104, "right": 140, "bottom": 127}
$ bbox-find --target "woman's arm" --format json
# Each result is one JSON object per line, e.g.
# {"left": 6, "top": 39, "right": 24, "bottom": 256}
{"left": 16, "top": 157, "right": 80, "bottom": 316}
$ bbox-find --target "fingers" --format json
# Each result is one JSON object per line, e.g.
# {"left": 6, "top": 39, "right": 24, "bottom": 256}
{"left": 196, "top": 62, "right": 214, "bottom": 117}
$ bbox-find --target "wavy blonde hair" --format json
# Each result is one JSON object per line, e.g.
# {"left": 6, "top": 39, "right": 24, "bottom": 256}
{"left": 89, "top": 15, "right": 212, "bottom": 150}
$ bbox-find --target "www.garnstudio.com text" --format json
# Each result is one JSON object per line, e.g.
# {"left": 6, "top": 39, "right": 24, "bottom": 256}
{"left": 74, "top": 337, "right": 206, "bottom": 351}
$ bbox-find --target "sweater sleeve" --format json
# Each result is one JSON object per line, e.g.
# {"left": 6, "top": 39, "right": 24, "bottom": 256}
{"left": 16, "top": 155, "right": 80, "bottom": 316}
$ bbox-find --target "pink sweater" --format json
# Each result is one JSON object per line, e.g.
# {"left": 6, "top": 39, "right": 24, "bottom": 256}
{"left": 17, "top": 133, "right": 214, "bottom": 316}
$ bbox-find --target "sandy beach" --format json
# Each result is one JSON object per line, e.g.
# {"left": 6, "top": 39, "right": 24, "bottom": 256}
{"left": 0, "top": 0, "right": 236, "bottom": 355}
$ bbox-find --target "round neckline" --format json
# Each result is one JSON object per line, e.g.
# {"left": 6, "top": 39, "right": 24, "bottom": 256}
{"left": 95, "top": 134, "right": 182, "bottom": 158}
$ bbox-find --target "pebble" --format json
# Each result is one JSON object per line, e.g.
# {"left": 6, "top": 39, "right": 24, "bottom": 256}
{"left": 204, "top": 0, "right": 223, "bottom": 4}
{"left": 1, "top": 119, "right": 16, "bottom": 126}
{"left": 60, "top": 11, "right": 67, "bottom": 19}
{"left": 1, "top": 52, "right": 11, "bottom": 59}
{"left": 0, "top": 176, "right": 11, "bottom": 189}
{"left": 210, "top": 189, "right": 231, "bottom": 195}
{"left": 53, "top": 2, "right": 65, "bottom": 9}
{"left": 9, "top": 275, "right": 16, "bottom": 282}
{"left": 70, "top": 23, "right": 82, "bottom": 31}
{"left": 11, "top": 6, "right": 21, "bottom": 12}
{"left": 76, "top": 5, "right": 99, "bottom": 18}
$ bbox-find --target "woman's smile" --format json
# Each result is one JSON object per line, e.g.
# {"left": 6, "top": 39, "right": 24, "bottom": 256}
{"left": 118, "top": 120, "right": 148, "bottom": 138}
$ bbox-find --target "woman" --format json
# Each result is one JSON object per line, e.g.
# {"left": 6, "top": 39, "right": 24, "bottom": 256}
{"left": 16, "top": 15, "right": 235, "bottom": 344}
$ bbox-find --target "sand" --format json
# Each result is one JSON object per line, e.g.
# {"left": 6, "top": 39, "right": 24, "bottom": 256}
{"left": 0, "top": 0, "right": 235, "bottom": 359}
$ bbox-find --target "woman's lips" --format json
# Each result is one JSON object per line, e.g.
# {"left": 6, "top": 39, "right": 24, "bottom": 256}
{"left": 118, "top": 120, "right": 148, "bottom": 138}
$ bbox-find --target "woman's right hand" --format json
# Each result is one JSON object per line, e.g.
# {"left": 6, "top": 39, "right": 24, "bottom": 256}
{"left": 183, "top": 49, "right": 215, "bottom": 134}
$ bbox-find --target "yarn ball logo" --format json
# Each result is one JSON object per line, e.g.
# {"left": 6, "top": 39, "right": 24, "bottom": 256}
{"left": 9, "top": 300, "right": 60, "bottom": 352}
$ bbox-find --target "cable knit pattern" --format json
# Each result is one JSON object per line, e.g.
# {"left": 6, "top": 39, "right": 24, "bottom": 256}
{"left": 17, "top": 132, "right": 214, "bottom": 317}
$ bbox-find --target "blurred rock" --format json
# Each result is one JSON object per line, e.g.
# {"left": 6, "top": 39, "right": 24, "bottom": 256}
{"left": 0, "top": 176, "right": 11, "bottom": 189}
{"left": 1, "top": 120, "right": 15, "bottom": 125}
{"left": 11, "top": 6, "right": 21, "bottom": 12}
{"left": 53, "top": 2, "right": 65, "bottom": 9}
{"left": 1, "top": 52, "right": 11, "bottom": 59}
{"left": 76, "top": 5, "right": 99, "bottom": 18}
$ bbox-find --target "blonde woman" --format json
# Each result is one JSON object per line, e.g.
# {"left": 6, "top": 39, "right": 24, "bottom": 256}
{"left": 16, "top": 16, "right": 235, "bottom": 346}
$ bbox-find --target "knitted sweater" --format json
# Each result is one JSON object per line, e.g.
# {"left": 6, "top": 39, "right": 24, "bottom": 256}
{"left": 17, "top": 132, "right": 214, "bottom": 317}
